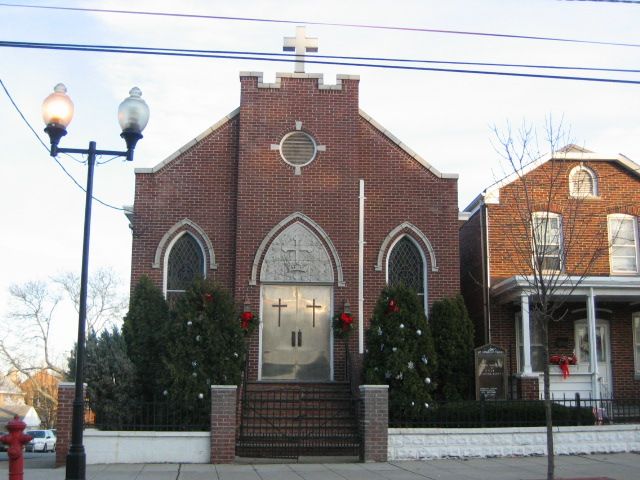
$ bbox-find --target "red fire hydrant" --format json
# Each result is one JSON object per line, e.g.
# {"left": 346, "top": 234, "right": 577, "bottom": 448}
{"left": 1, "top": 416, "right": 32, "bottom": 480}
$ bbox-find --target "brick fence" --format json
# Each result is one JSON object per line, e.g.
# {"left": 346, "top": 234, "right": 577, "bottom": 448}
{"left": 210, "top": 385, "right": 237, "bottom": 463}
{"left": 359, "top": 384, "right": 389, "bottom": 462}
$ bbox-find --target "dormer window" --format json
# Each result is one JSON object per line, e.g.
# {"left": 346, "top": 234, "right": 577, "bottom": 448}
{"left": 569, "top": 165, "right": 597, "bottom": 198}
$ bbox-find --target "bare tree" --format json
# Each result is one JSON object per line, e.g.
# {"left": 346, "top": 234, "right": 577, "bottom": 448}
{"left": 53, "top": 267, "right": 127, "bottom": 333}
{"left": 492, "top": 118, "right": 611, "bottom": 480}
{"left": 0, "top": 268, "right": 127, "bottom": 427}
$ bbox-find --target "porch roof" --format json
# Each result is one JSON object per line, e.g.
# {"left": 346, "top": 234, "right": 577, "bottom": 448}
{"left": 491, "top": 275, "right": 640, "bottom": 303}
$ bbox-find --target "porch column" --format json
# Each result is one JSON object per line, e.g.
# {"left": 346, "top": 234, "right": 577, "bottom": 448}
{"left": 586, "top": 288, "right": 600, "bottom": 398}
{"left": 521, "top": 293, "right": 532, "bottom": 375}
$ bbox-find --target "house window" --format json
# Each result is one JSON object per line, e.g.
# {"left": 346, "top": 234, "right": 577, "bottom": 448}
{"left": 388, "top": 236, "right": 425, "bottom": 302}
{"left": 633, "top": 314, "right": 640, "bottom": 375}
{"left": 608, "top": 214, "right": 638, "bottom": 273}
{"left": 569, "top": 165, "right": 597, "bottom": 197}
{"left": 532, "top": 212, "right": 563, "bottom": 272}
{"left": 516, "top": 312, "right": 545, "bottom": 372}
{"left": 166, "top": 233, "right": 205, "bottom": 301}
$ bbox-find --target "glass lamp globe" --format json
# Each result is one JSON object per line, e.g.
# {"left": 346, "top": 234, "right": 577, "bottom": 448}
{"left": 42, "top": 83, "right": 74, "bottom": 128}
{"left": 118, "top": 87, "right": 150, "bottom": 134}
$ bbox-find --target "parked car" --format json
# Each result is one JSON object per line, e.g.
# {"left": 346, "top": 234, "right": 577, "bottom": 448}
{"left": 25, "top": 430, "right": 56, "bottom": 453}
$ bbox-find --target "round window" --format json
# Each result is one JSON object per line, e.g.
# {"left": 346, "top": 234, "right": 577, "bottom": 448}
{"left": 279, "top": 131, "right": 317, "bottom": 167}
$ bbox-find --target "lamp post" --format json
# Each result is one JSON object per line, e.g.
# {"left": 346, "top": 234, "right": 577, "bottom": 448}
{"left": 42, "top": 83, "right": 149, "bottom": 480}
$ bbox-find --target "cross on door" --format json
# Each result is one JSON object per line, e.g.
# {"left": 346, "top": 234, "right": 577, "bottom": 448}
{"left": 306, "top": 298, "right": 322, "bottom": 327}
{"left": 283, "top": 26, "right": 318, "bottom": 73}
{"left": 271, "top": 298, "right": 287, "bottom": 327}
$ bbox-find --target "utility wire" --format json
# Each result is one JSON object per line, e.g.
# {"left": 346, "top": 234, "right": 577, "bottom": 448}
{"left": 1, "top": 2, "right": 639, "bottom": 48}
{"left": 2, "top": 40, "right": 640, "bottom": 85}
{"left": 5, "top": 40, "right": 640, "bottom": 74}
{"left": 0, "top": 78, "right": 126, "bottom": 212}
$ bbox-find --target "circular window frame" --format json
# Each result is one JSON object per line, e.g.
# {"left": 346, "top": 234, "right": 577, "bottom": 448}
{"left": 279, "top": 131, "right": 318, "bottom": 169}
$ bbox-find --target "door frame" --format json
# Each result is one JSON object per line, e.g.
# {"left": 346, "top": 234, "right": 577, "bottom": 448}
{"left": 258, "top": 283, "right": 334, "bottom": 382}
{"left": 574, "top": 319, "right": 613, "bottom": 397}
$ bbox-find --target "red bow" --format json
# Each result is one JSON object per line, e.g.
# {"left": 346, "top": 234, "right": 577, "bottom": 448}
{"left": 387, "top": 299, "right": 400, "bottom": 314}
{"left": 203, "top": 293, "right": 214, "bottom": 303}
{"left": 339, "top": 313, "right": 353, "bottom": 332}
{"left": 240, "top": 311, "right": 254, "bottom": 330}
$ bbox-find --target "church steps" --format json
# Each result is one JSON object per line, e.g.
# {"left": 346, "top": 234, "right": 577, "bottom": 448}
{"left": 237, "top": 382, "right": 361, "bottom": 459}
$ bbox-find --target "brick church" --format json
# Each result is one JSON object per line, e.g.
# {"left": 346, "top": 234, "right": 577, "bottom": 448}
{"left": 128, "top": 29, "right": 460, "bottom": 388}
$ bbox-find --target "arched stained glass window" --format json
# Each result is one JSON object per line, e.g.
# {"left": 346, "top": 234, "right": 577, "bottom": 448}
{"left": 166, "top": 233, "right": 204, "bottom": 301}
{"left": 388, "top": 236, "right": 425, "bottom": 298}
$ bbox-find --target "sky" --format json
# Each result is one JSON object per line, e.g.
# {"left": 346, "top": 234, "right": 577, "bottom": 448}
{"left": 1, "top": 0, "right": 639, "bottom": 361}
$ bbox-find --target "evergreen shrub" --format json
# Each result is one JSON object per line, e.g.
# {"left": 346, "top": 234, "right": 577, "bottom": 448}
{"left": 363, "top": 285, "right": 437, "bottom": 418}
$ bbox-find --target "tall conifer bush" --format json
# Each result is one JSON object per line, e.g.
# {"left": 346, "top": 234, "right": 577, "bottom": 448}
{"left": 122, "top": 275, "right": 171, "bottom": 402}
{"left": 364, "top": 285, "right": 437, "bottom": 419}
{"left": 165, "top": 278, "right": 246, "bottom": 403}
{"left": 430, "top": 295, "right": 475, "bottom": 401}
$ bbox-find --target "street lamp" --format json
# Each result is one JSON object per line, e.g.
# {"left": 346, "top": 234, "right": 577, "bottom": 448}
{"left": 42, "top": 83, "right": 149, "bottom": 480}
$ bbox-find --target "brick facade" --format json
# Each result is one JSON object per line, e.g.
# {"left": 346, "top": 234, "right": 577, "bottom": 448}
{"left": 130, "top": 72, "right": 460, "bottom": 383}
{"left": 461, "top": 152, "right": 640, "bottom": 399}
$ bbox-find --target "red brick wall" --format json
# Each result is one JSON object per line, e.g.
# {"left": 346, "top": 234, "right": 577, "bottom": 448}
{"left": 488, "top": 160, "right": 640, "bottom": 280}
{"left": 130, "top": 73, "right": 460, "bottom": 382}
{"left": 210, "top": 386, "right": 237, "bottom": 464}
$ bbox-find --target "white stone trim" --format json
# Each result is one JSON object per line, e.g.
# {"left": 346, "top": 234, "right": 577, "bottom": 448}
{"left": 250, "top": 212, "right": 345, "bottom": 287}
{"left": 153, "top": 218, "right": 217, "bottom": 270}
{"left": 359, "top": 109, "right": 458, "bottom": 180}
{"left": 135, "top": 108, "right": 239, "bottom": 174}
{"left": 239, "top": 72, "right": 360, "bottom": 90}
{"left": 388, "top": 425, "right": 640, "bottom": 460}
{"left": 375, "top": 222, "right": 438, "bottom": 272}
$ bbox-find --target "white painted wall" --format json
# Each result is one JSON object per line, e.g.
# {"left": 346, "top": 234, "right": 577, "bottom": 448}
{"left": 84, "top": 429, "right": 210, "bottom": 464}
{"left": 389, "top": 425, "right": 640, "bottom": 460}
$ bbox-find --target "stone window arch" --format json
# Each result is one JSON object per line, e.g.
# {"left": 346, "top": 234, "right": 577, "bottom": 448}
{"left": 164, "top": 232, "right": 205, "bottom": 302}
{"left": 386, "top": 235, "right": 427, "bottom": 310}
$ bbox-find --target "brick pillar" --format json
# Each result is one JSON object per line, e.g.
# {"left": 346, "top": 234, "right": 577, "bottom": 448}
{"left": 210, "top": 385, "right": 237, "bottom": 464}
{"left": 517, "top": 376, "right": 540, "bottom": 400}
{"left": 55, "top": 382, "right": 75, "bottom": 467}
{"left": 359, "top": 385, "right": 388, "bottom": 462}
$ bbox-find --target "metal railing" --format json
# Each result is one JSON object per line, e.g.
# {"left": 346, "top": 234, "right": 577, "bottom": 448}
{"left": 390, "top": 395, "right": 640, "bottom": 428}
{"left": 84, "top": 399, "right": 209, "bottom": 431}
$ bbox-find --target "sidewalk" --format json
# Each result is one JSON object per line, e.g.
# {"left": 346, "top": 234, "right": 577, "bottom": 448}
{"left": 3, "top": 453, "right": 639, "bottom": 480}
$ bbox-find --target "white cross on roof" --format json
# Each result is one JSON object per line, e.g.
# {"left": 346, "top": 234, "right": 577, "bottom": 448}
{"left": 283, "top": 26, "right": 318, "bottom": 73}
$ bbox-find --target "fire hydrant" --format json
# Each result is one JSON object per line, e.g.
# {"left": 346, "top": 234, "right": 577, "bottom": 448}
{"left": 1, "top": 416, "right": 32, "bottom": 480}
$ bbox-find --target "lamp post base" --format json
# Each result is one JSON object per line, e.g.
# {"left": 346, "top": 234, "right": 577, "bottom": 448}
{"left": 65, "top": 446, "right": 86, "bottom": 480}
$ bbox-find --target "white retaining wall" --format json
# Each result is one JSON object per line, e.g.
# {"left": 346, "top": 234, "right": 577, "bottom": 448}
{"left": 84, "top": 429, "right": 210, "bottom": 464}
{"left": 389, "top": 425, "right": 640, "bottom": 460}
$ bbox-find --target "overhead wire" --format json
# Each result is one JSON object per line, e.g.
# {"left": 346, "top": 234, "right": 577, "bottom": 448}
{"left": 2, "top": 40, "right": 640, "bottom": 85}
{"left": 3, "top": 40, "right": 640, "bottom": 74}
{"left": 1, "top": 2, "right": 639, "bottom": 48}
{"left": 0, "top": 78, "right": 127, "bottom": 212}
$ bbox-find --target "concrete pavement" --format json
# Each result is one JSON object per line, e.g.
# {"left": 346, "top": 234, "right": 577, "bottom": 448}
{"left": 1, "top": 453, "right": 638, "bottom": 479}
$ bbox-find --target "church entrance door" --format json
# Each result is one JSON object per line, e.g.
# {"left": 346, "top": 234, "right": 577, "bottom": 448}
{"left": 261, "top": 285, "right": 332, "bottom": 381}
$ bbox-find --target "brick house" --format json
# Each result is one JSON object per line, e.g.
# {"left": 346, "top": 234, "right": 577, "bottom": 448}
{"left": 127, "top": 59, "right": 459, "bottom": 455}
{"left": 460, "top": 145, "right": 640, "bottom": 400}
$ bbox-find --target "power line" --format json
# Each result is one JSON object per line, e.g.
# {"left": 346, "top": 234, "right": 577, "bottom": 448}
{"left": 6, "top": 40, "right": 640, "bottom": 74}
{"left": 1, "top": 2, "right": 639, "bottom": 48}
{"left": 2, "top": 40, "right": 640, "bottom": 85}
{"left": 0, "top": 78, "right": 126, "bottom": 212}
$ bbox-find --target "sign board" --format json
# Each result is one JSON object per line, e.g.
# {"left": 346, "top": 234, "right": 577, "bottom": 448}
{"left": 475, "top": 344, "right": 507, "bottom": 400}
